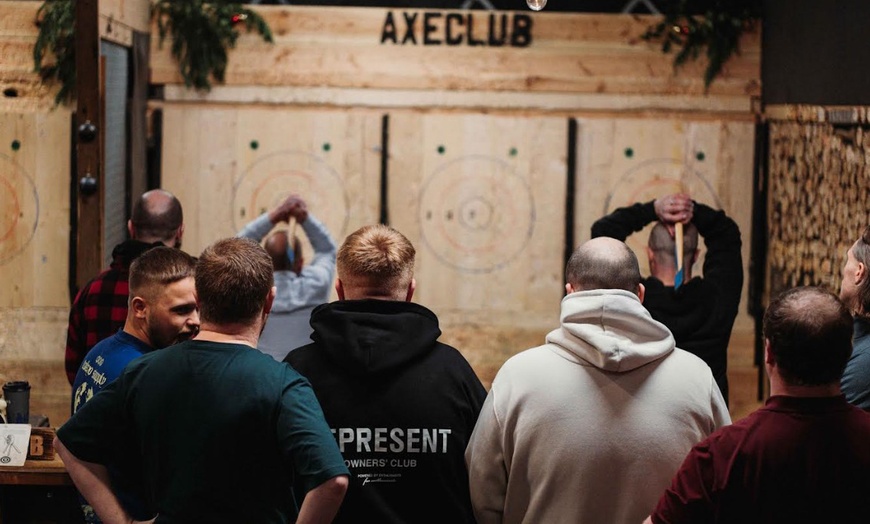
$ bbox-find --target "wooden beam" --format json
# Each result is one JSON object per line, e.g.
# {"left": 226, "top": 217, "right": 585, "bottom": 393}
{"left": 74, "top": 0, "right": 102, "bottom": 289}
{"left": 160, "top": 84, "right": 757, "bottom": 117}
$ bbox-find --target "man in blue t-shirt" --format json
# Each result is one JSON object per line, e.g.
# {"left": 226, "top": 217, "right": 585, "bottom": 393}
{"left": 72, "top": 246, "right": 199, "bottom": 413}
{"left": 71, "top": 246, "right": 199, "bottom": 522}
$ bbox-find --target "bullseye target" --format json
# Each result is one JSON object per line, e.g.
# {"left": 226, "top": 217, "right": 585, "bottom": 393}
{"left": 604, "top": 158, "right": 722, "bottom": 214}
{"left": 0, "top": 155, "right": 39, "bottom": 265}
{"left": 419, "top": 155, "right": 535, "bottom": 274}
{"left": 232, "top": 151, "right": 350, "bottom": 239}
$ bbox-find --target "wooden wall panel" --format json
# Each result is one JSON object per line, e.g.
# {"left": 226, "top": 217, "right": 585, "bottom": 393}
{"left": 0, "top": 108, "right": 72, "bottom": 429}
{"left": 572, "top": 117, "right": 755, "bottom": 333}
{"left": 0, "top": 2, "right": 55, "bottom": 109}
{"left": 100, "top": 0, "right": 152, "bottom": 34}
{"left": 150, "top": 6, "right": 761, "bottom": 100}
{"left": 160, "top": 105, "right": 383, "bottom": 264}
{"left": 0, "top": 110, "right": 71, "bottom": 308}
{"left": 388, "top": 112, "right": 567, "bottom": 381}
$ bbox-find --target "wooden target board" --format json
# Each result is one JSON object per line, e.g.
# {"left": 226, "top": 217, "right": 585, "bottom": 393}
{"left": 161, "top": 105, "right": 382, "bottom": 260}
{"left": 389, "top": 112, "right": 567, "bottom": 326}
{"left": 0, "top": 110, "right": 70, "bottom": 309}
{"left": 572, "top": 117, "right": 755, "bottom": 328}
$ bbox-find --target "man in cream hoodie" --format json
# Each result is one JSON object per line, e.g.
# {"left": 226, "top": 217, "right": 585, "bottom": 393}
{"left": 465, "top": 237, "right": 730, "bottom": 524}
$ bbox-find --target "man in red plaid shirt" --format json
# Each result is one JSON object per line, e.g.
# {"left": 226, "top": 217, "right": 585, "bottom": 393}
{"left": 65, "top": 189, "right": 184, "bottom": 385}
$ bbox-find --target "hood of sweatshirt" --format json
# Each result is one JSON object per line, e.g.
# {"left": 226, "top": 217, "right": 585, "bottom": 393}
{"left": 309, "top": 299, "right": 441, "bottom": 376}
{"left": 109, "top": 239, "right": 163, "bottom": 270}
{"left": 545, "top": 289, "right": 675, "bottom": 372}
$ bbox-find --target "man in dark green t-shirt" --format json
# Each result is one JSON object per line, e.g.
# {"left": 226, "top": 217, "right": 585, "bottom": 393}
{"left": 56, "top": 237, "right": 349, "bottom": 523}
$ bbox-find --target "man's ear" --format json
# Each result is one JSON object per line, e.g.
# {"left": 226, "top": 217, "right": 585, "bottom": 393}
{"left": 645, "top": 246, "right": 656, "bottom": 270}
{"left": 127, "top": 219, "right": 136, "bottom": 239}
{"left": 175, "top": 223, "right": 185, "bottom": 244}
{"left": 336, "top": 280, "right": 345, "bottom": 300}
{"left": 764, "top": 339, "right": 774, "bottom": 365}
{"left": 636, "top": 283, "right": 645, "bottom": 303}
{"left": 405, "top": 278, "right": 416, "bottom": 302}
{"left": 131, "top": 296, "right": 147, "bottom": 318}
{"left": 856, "top": 261, "right": 867, "bottom": 285}
{"left": 565, "top": 283, "right": 575, "bottom": 295}
{"left": 263, "top": 286, "right": 276, "bottom": 316}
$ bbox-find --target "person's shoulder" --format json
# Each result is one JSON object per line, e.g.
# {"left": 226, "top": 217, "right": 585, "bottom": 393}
{"left": 283, "top": 342, "right": 319, "bottom": 367}
{"left": 492, "top": 344, "right": 557, "bottom": 380}
{"left": 667, "top": 346, "right": 714, "bottom": 369}
{"left": 661, "top": 347, "right": 720, "bottom": 388}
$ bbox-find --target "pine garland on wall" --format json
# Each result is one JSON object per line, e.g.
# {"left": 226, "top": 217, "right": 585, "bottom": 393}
{"left": 33, "top": 0, "right": 273, "bottom": 105}
{"left": 153, "top": 1, "right": 273, "bottom": 91}
{"left": 643, "top": 0, "right": 761, "bottom": 89}
{"left": 33, "top": 0, "right": 75, "bottom": 105}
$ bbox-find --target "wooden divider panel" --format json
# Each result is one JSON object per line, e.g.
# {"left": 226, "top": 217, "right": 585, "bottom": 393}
{"left": 0, "top": 109, "right": 71, "bottom": 310}
{"left": 387, "top": 112, "right": 567, "bottom": 380}
{"left": 160, "top": 104, "right": 382, "bottom": 269}
{"left": 572, "top": 117, "right": 755, "bottom": 329}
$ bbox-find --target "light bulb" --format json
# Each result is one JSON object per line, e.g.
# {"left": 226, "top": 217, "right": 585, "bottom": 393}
{"left": 527, "top": 0, "right": 547, "bottom": 11}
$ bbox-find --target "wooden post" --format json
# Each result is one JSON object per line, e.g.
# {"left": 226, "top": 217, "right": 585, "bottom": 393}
{"left": 74, "top": 0, "right": 103, "bottom": 288}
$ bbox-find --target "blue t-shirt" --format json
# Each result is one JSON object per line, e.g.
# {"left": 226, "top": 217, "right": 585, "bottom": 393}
{"left": 72, "top": 330, "right": 153, "bottom": 414}
{"left": 71, "top": 330, "right": 154, "bottom": 522}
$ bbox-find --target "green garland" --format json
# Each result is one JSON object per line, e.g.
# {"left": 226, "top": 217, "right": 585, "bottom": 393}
{"left": 153, "top": 1, "right": 273, "bottom": 91}
{"left": 32, "top": 0, "right": 273, "bottom": 105}
{"left": 643, "top": 0, "right": 761, "bottom": 89}
{"left": 33, "top": 0, "right": 75, "bottom": 105}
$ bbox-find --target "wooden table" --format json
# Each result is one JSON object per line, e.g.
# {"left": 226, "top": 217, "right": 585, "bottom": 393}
{"left": 0, "top": 457, "right": 71, "bottom": 486}
{"left": 0, "top": 458, "right": 82, "bottom": 523}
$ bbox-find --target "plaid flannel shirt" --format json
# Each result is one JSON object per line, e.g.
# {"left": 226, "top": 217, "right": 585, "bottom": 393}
{"left": 65, "top": 240, "right": 160, "bottom": 385}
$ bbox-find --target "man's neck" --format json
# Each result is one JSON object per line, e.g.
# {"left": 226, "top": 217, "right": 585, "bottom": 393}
{"left": 769, "top": 377, "right": 842, "bottom": 398}
{"left": 193, "top": 322, "right": 260, "bottom": 348}
{"left": 123, "top": 320, "right": 153, "bottom": 348}
{"left": 651, "top": 267, "right": 691, "bottom": 287}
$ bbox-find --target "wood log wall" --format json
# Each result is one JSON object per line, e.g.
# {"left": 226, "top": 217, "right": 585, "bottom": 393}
{"left": 767, "top": 119, "right": 870, "bottom": 299}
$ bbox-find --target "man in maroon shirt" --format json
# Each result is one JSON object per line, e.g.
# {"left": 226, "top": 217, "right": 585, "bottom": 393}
{"left": 64, "top": 189, "right": 184, "bottom": 384}
{"left": 644, "top": 286, "right": 870, "bottom": 524}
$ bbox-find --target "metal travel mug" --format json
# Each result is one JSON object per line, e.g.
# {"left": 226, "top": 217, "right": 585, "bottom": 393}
{"left": 3, "top": 381, "right": 30, "bottom": 424}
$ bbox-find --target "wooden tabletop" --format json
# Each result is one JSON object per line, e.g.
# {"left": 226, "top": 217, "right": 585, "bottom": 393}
{"left": 0, "top": 457, "right": 71, "bottom": 486}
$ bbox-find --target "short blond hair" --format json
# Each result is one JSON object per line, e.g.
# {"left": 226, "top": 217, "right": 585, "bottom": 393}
{"left": 337, "top": 225, "right": 415, "bottom": 297}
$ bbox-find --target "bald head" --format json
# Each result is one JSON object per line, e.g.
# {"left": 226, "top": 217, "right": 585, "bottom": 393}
{"left": 129, "top": 189, "right": 183, "bottom": 245}
{"left": 264, "top": 231, "right": 301, "bottom": 273}
{"left": 764, "top": 286, "right": 853, "bottom": 386}
{"left": 648, "top": 222, "right": 698, "bottom": 272}
{"left": 566, "top": 237, "right": 642, "bottom": 293}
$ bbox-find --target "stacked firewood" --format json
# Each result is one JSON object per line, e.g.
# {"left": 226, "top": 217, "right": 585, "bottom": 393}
{"left": 768, "top": 121, "right": 870, "bottom": 299}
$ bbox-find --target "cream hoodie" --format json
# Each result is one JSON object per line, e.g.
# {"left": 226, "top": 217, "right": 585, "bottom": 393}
{"left": 466, "top": 289, "right": 730, "bottom": 524}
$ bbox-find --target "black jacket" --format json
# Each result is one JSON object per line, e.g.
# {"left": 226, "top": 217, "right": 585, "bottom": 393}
{"left": 591, "top": 200, "right": 743, "bottom": 403}
{"left": 285, "top": 299, "right": 486, "bottom": 524}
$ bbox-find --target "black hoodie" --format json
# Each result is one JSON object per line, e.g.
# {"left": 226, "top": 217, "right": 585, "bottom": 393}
{"left": 285, "top": 299, "right": 486, "bottom": 524}
{"left": 591, "top": 200, "right": 743, "bottom": 404}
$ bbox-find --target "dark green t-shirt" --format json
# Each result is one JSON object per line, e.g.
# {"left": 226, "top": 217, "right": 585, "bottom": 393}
{"left": 58, "top": 340, "right": 348, "bottom": 523}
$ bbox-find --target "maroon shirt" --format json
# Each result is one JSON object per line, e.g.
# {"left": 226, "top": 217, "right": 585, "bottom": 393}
{"left": 652, "top": 395, "right": 870, "bottom": 523}
{"left": 65, "top": 240, "right": 159, "bottom": 385}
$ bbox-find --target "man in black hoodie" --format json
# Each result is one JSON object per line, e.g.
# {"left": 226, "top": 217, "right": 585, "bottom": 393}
{"left": 591, "top": 193, "right": 743, "bottom": 405}
{"left": 285, "top": 224, "right": 486, "bottom": 523}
